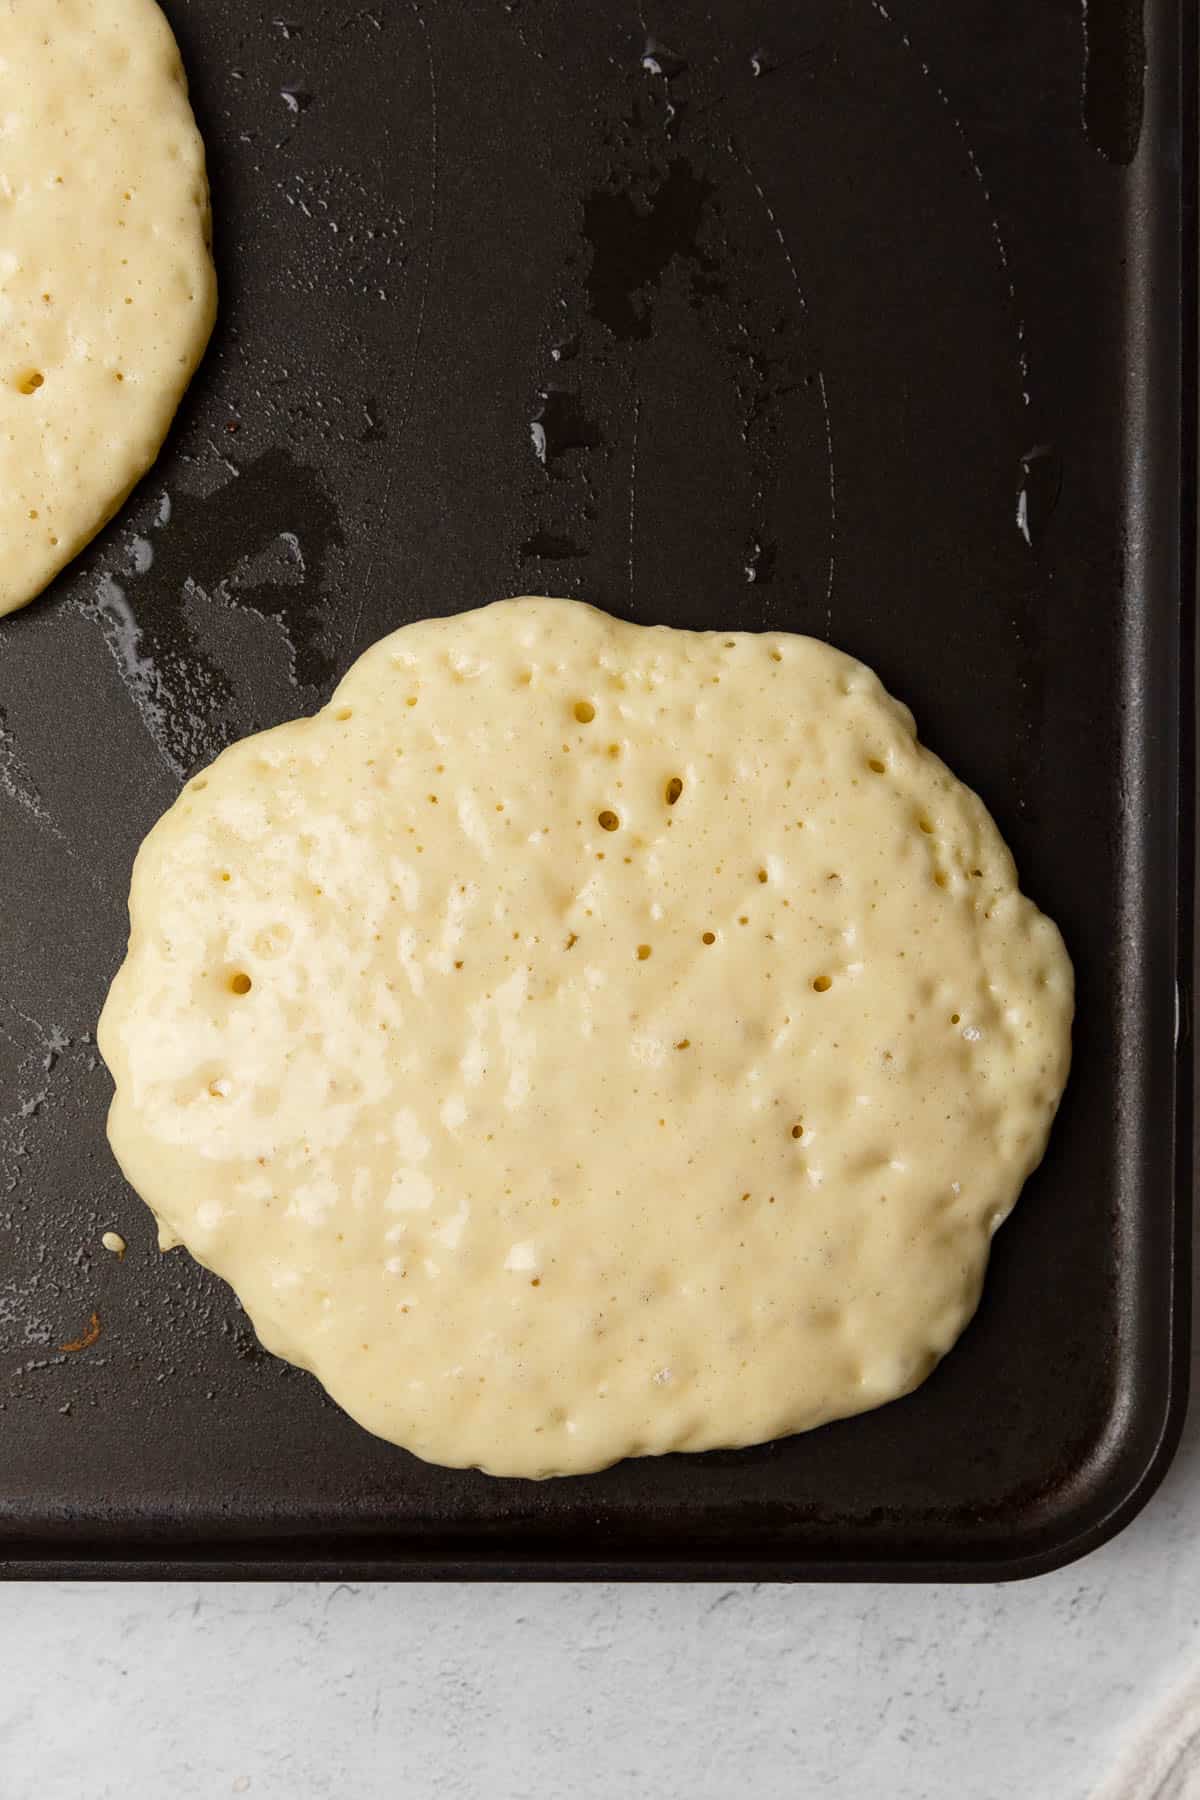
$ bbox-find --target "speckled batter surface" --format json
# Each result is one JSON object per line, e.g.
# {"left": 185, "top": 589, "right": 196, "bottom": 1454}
{"left": 98, "top": 598, "right": 1073, "bottom": 1477}
{"left": 0, "top": 0, "right": 216, "bottom": 617}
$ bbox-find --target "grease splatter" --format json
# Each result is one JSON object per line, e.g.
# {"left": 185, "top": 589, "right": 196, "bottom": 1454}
{"left": 583, "top": 159, "right": 716, "bottom": 341}
{"left": 83, "top": 576, "right": 182, "bottom": 777}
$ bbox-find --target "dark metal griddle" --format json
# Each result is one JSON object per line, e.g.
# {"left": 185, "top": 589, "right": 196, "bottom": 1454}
{"left": 0, "top": 0, "right": 1192, "bottom": 1580}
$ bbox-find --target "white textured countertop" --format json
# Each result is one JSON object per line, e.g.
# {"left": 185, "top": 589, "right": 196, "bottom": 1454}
{"left": 3, "top": 1347, "right": 1198, "bottom": 1800}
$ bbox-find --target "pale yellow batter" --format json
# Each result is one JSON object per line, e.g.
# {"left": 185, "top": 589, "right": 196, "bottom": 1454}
{"left": 98, "top": 599, "right": 1073, "bottom": 1477}
{"left": 0, "top": 0, "right": 216, "bottom": 617}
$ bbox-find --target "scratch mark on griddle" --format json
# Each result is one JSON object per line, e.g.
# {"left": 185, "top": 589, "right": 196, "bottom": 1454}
{"left": 815, "top": 370, "right": 837, "bottom": 626}
{"left": 0, "top": 703, "right": 62, "bottom": 842}
{"left": 727, "top": 140, "right": 807, "bottom": 317}
{"left": 0, "top": 996, "right": 55, "bottom": 1049}
{"left": 867, "top": 0, "right": 1030, "bottom": 404}
{"left": 206, "top": 438, "right": 241, "bottom": 481}
{"left": 347, "top": 2, "right": 439, "bottom": 661}
{"left": 400, "top": 11, "right": 439, "bottom": 444}
{"left": 726, "top": 138, "right": 838, "bottom": 616}
{"left": 1080, "top": 0, "right": 1146, "bottom": 164}
{"left": 627, "top": 391, "right": 640, "bottom": 610}
{"left": 0, "top": 695, "right": 107, "bottom": 896}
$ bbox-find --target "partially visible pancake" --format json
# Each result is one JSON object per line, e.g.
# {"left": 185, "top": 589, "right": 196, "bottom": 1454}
{"left": 98, "top": 598, "right": 1073, "bottom": 1477}
{"left": 0, "top": 0, "right": 216, "bottom": 617}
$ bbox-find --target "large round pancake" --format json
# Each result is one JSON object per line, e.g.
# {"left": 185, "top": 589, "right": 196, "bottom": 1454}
{"left": 98, "top": 598, "right": 1073, "bottom": 1477}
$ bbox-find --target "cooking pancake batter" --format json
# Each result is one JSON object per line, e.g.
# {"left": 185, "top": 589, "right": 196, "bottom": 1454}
{"left": 99, "top": 598, "right": 1073, "bottom": 1476}
{"left": 0, "top": 0, "right": 216, "bottom": 617}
